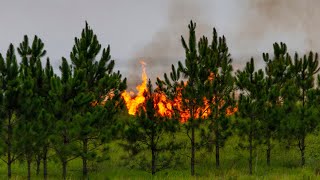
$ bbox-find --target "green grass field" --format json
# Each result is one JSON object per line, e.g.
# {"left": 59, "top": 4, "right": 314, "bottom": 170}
{"left": 2, "top": 134, "right": 320, "bottom": 179}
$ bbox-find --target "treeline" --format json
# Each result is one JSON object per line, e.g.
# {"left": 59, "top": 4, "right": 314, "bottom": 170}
{"left": 0, "top": 21, "right": 319, "bottom": 179}
{"left": 0, "top": 23, "right": 126, "bottom": 180}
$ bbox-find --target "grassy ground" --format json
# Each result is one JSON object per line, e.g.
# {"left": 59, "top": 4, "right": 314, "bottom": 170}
{"left": 1, "top": 134, "right": 320, "bottom": 179}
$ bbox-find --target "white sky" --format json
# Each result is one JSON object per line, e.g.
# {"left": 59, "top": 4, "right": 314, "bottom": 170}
{"left": 0, "top": 0, "right": 317, "bottom": 88}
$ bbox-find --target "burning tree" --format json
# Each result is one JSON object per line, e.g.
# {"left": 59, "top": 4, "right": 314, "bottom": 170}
{"left": 155, "top": 21, "right": 237, "bottom": 175}
{"left": 122, "top": 79, "right": 180, "bottom": 175}
{"left": 198, "top": 27, "right": 236, "bottom": 168}
{"left": 157, "top": 21, "right": 228, "bottom": 175}
{"left": 157, "top": 21, "right": 209, "bottom": 176}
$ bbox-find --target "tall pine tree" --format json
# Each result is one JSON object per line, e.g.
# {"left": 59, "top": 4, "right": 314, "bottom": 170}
{"left": 50, "top": 57, "right": 90, "bottom": 180}
{"left": 199, "top": 28, "right": 235, "bottom": 168}
{"left": 282, "top": 51, "right": 320, "bottom": 166}
{"left": 37, "top": 58, "right": 55, "bottom": 179}
{"left": 123, "top": 79, "right": 180, "bottom": 175}
{"left": 68, "top": 22, "right": 127, "bottom": 178}
{"left": 262, "top": 42, "right": 292, "bottom": 166}
{"left": 236, "top": 58, "right": 265, "bottom": 175}
{"left": 157, "top": 21, "right": 215, "bottom": 176}
{"left": 17, "top": 35, "right": 47, "bottom": 180}
{"left": 0, "top": 44, "right": 20, "bottom": 178}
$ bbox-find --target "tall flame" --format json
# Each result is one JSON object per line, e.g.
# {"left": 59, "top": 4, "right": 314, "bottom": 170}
{"left": 121, "top": 61, "right": 148, "bottom": 115}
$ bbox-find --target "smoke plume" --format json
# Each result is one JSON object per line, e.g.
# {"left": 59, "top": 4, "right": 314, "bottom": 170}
{"left": 127, "top": 0, "right": 320, "bottom": 89}
{"left": 238, "top": 0, "right": 320, "bottom": 55}
{"left": 127, "top": 0, "right": 212, "bottom": 89}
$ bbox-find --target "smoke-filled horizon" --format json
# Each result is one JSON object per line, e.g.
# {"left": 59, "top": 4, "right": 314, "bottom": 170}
{"left": 1, "top": 0, "right": 319, "bottom": 90}
{"left": 130, "top": 0, "right": 320, "bottom": 89}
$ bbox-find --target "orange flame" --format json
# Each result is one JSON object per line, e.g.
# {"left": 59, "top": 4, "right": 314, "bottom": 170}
{"left": 121, "top": 61, "right": 148, "bottom": 115}
{"left": 121, "top": 62, "right": 237, "bottom": 122}
{"left": 91, "top": 89, "right": 115, "bottom": 107}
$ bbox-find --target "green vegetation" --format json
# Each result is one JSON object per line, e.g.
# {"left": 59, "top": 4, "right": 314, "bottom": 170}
{"left": 0, "top": 133, "right": 320, "bottom": 179}
{"left": 0, "top": 21, "right": 319, "bottom": 179}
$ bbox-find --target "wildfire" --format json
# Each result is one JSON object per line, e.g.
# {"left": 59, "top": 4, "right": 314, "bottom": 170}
{"left": 121, "top": 62, "right": 237, "bottom": 122}
{"left": 121, "top": 61, "right": 148, "bottom": 115}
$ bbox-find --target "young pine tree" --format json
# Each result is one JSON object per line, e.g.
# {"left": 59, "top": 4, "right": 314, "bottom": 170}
{"left": 69, "top": 22, "right": 127, "bottom": 178}
{"left": 282, "top": 52, "right": 320, "bottom": 166}
{"left": 50, "top": 58, "right": 91, "bottom": 180}
{"left": 198, "top": 28, "right": 235, "bottom": 168}
{"left": 17, "top": 35, "right": 47, "bottom": 180}
{"left": 0, "top": 44, "right": 20, "bottom": 178}
{"left": 123, "top": 79, "right": 180, "bottom": 175}
{"left": 157, "top": 21, "right": 214, "bottom": 176}
{"left": 236, "top": 58, "right": 265, "bottom": 175}
{"left": 37, "top": 58, "right": 55, "bottom": 179}
{"left": 262, "top": 42, "right": 292, "bottom": 166}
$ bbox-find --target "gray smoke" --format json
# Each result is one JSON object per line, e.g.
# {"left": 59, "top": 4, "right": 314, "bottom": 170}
{"left": 235, "top": 0, "right": 320, "bottom": 67}
{"left": 247, "top": 0, "right": 320, "bottom": 50}
{"left": 127, "top": 0, "right": 213, "bottom": 89}
{"left": 126, "top": 0, "right": 320, "bottom": 89}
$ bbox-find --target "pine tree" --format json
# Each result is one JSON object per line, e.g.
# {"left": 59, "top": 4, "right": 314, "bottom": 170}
{"left": 282, "top": 51, "right": 320, "bottom": 166}
{"left": 122, "top": 79, "right": 180, "bottom": 175}
{"left": 69, "top": 22, "right": 127, "bottom": 178}
{"left": 50, "top": 58, "right": 90, "bottom": 180}
{"left": 37, "top": 58, "right": 55, "bottom": 179}
{"left": 262, "top": 42, "right": 292, "bottom": 166}
{"left": 17, "top": 35, "right": 47, "bottom": 180}
{"left": 199, "top": 28, "right": 235, "bottom": 168}
{"left": 0, "top": 44, "right": 20, "bottom": 178}
{"left": 236, "top": 58, "right": 265, "bottom": 175}
{"left": 157, "top": 21, "right": 214, "bottom": 176}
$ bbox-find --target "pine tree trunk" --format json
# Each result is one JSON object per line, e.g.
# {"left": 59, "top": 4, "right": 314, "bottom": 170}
{"left": 207, "top": 135, "right": 214, "bottom": 152}
{"left": 151, "top": 147, "right": 156, "bottom": 175}
{"left": 300, "top": 89, "right": 306, "bottom": 167}
{"left": 62, "top": 160, "right": 67, "bottom": 180}
{"left": 215, "top": 133, "right": 220, "bottom": 168}
{"left": 151, "top": 129, "right": 156, "bottom": 175}
{"left": 151, "top": 142, "right": 156, "bottom": 175}
{"left": 7, "top": 113, "right": 12, "bottom": 179}
{"left": 215, "top": 112, "right": 220, "bottom": 168}
{"left": 207, "top": 122, "right": 214, "bottom": 152}
{"left": 43, "top": 146, "right": 48, "bottom": 180}
{"left": 7, "top": 157, "right": 11, "bottom": 179}
{"left": 266, "top": 131, "right": 271, "bottom": 166}
{"left": 62, "top": 133, "right": 68, "bottom": 180}
{"left": 300, "top": 136, "right": 306, "bottom": 166}
{"left": 27, "top": 157, "right": 32, "bottom": 180}
{"left": 36, "top": 154, "right": 41, "bottom": 175}
{"left": 82, "top": 138, "right": 88, "bottom": 178}
{"left": 249, "top": 117, "right": 253, "bottom": 175}
{"left": 191, "top": 125, "right": 195, "bottom": 176}
{"left": 7, "top": 134, "right": 12, "bottom": 179}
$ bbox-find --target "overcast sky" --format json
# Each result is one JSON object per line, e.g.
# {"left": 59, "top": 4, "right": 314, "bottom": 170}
{"left": 1, "top": 0, "right": 319, "bottom": 88}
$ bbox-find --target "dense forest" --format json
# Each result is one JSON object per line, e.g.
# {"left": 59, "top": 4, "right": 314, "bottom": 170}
{"left": 0, "top": 21, "right": 320, "bottom": 179}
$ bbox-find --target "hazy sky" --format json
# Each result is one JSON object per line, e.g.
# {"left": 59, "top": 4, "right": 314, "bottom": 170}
{"left": 1, "top": 0, "right": 319, "bottom": 88}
